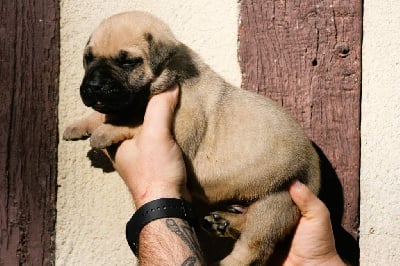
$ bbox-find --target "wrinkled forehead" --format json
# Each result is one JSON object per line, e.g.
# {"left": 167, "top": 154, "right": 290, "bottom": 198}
{"left": 84, "top": 11, "right": 176, "bottom": 58}
{"left": 87, "top": 22, "right": 149, "bottom": 57}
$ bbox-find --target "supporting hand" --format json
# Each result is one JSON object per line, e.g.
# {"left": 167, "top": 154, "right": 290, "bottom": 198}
{"left": 283, "top": 180, "right": 346, "bottom": 266}
{"left": 108, "top": 85, "right": 190, "bottom": 208}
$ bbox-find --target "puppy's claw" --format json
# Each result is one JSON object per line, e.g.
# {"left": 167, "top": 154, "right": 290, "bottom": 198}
{"left": 212, "top": 214, "right": 222, "bottom": 220}
{"left": 217, "top": 222, "right": 228, "bottom": 232}
{"left": 203, "top": 209, "right": 243, "bottom": 239}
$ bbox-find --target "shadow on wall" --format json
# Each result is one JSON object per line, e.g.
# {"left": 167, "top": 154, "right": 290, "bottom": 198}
{"left": 87, "top": 145, "right": 359, "bottom": 265}
{"left": 87, "top": 149, "right": 115, "bottom": 173}
{"left": 314, "top": 144, "right": 360, "bottom": 266}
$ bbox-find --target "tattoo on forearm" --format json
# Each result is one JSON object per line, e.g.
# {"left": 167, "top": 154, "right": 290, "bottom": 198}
{"left": 165, "top": 218, "right": 203, "bottom": 264}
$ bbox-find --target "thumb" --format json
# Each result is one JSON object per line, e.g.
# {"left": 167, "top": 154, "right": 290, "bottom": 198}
{"left": 141, "top": 84, "right": 180, "bottom": 138}
{"left": 289, "top": 180, "right": 328, "bottom": 219}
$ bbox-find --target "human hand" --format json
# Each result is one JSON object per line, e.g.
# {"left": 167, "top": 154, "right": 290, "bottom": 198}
{"left": 283, "top": 180, "right": 346, "bottom": 266}
{"left": 107, "top": 85, "right": 190, "bottom": 208}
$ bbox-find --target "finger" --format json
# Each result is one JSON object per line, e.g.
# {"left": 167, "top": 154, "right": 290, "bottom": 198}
{"left": 141, "top": 84, "right": 180, "bottom": 138}
{"left": 289, "top": 180, "right": 328, "bottom": 218}
{"left": 104, "top": 144, "right": 119, "bottom": 161}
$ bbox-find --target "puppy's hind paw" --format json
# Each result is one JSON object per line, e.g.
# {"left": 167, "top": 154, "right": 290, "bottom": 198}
{"left": 202, "top": 206, "right": 246, "bottom": 239}
{"left": 203, "top": 212, "right": 242, "bottom": 239}
{"left": 202, "top": 213, "right": 230, "bottom": 237}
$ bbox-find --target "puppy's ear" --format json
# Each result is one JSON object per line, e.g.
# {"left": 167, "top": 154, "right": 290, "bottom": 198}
{"left": 145, "top": 33, "right": 177, "bottom": 76}
{"left": 146, "top": 33, "right": 199, "bottom": 95}
{"left": 146, "top": 33, "right": 181, "bottom": 94}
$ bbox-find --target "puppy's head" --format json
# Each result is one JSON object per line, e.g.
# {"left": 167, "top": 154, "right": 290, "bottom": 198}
{"left": 80, "top": 11, "right": 197, "bottom": 114}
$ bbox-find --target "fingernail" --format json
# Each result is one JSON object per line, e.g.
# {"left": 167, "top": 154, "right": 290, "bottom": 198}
{"left": 292, "top": 180, "right": 303, "bottom": 188}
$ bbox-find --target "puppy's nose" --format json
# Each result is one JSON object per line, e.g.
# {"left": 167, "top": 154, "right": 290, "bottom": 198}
{"left": 87, "top": 79, "right": 102, "bottom": 91}
{"left": 80, "top": 77, "right": 104, "bottom": 107}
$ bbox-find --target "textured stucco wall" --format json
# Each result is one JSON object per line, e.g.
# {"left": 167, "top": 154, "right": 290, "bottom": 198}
{"left": 360, "top": 1, "right": 400, "bottom": 265}
{"left": 57, "top": 1, "right": 240, "bottom": 265}
{"left": 58, "top": 1, "right": 400, "bottom": 265}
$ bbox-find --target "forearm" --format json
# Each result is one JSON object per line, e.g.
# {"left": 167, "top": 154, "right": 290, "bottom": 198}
{"left": 138, "top": 218, "right": 205, "bottom": 266}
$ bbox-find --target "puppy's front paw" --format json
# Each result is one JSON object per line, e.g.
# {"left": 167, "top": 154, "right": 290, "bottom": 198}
{"left": 63, "top": 123, "right": 91, "bottom": 140}
{"left": 90, "top": 124, "right": 140, "bottom": 149}
{"left": 90, "top": 124, "right": 137, "bottom": 149}
{"left": 90, "top": 125, "right": 116, "bottom": 149}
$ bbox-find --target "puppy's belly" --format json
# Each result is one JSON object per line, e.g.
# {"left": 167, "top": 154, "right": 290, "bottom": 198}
{"left": 189, "top": 147, "right": 297, "bottom": 204}
{"left": 185, "top": 126, "right": 315, "bottom": 205}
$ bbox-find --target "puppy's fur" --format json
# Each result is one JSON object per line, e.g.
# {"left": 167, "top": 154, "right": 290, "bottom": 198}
{"left": 64, "top": 11, "right": 320, "bottom": 265}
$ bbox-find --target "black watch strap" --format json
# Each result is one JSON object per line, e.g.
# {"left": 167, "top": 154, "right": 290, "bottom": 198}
{"left": 126, "top": 198, "right": 196, "bottom": 255}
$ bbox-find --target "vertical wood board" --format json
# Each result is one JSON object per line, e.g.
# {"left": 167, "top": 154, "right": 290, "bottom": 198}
{"left": 0, "top": 1, "right": 59, "bottom": 264}
{"left": 238, "top": 0, "right": 361, "bottom": 243}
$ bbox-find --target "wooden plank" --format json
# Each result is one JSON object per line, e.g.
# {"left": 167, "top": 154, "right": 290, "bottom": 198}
{"left": 0, "top": 1, "right": 59, "bottom": 264}
{"left": 239, "top": 0, "right": 361, "bottom": 264}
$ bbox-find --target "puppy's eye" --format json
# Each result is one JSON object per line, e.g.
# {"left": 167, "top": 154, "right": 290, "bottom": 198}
{"left": 83, "top": 49, "right": 95, "bottom": 69}
{"left": 116, "top": 50, "right": 143, "bottom": 70}
{"left": 84, "top": 49, "right": 94, "bottom": 65}
{"left": 119, "top": 57, "right": 143, "bottom": 70}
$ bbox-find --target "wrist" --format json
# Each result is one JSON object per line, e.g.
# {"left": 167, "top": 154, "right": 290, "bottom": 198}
{"left": 134, "top": 191, "right": 183, "bottom": 208}
{"left": 126, "top": 198, "right": 196, "bottom": 255}
{"left": 132, "top": 185, "right": 191, "bottom": 208}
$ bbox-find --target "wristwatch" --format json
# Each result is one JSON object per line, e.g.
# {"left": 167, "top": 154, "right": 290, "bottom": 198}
{"left": 125, "top": 198, "right": 196, "bottom": 255}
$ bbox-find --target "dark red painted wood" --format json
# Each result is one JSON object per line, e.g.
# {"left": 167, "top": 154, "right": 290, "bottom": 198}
{"left": 238, "top": 1, "right": 361, "bottom": 264}
{"left": 0, "top": 1, "right": 59, "bottom": 264}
